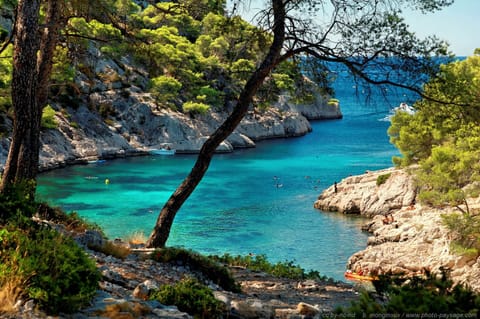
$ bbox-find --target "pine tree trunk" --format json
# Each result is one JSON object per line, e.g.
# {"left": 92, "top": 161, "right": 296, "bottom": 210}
{"left": 0, "top": 0, "right": 41, "bottom": 193}
{"left": 0, "top": 0, "right": 61, "bottom": 198}
{"left": 146, "top": 0, "right": 286, "bottom": 248}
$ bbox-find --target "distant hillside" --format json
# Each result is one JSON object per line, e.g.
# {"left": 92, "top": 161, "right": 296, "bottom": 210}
{"left": 0, "top": 0, "right": 341, "bottom": 171}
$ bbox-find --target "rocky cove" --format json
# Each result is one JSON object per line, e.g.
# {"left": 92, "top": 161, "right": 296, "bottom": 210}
{"left": 1, "top": 43, "right": 475, "bottom": 318}
{"left": 14, "top": 166, "right": 480, "bottom": 318}
{"left": 0, "top": 52, "right": 341, "bottom": 171}
{"left": 314, "top": 167, "right": 480, "bottom": 292}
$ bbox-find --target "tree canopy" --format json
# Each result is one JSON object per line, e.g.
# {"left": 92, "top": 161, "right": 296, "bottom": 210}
{"left": 389, "top": 52, "right": 480, "bottom": 212}
{"left": 146, "top": 0, "right": 456, "bottom": 247}
{"left": 0, "top": 0, "right": 458, "bottom": 246}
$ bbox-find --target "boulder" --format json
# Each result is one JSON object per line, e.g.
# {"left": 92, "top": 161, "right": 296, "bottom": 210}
{"left": 133, "top": 279, "right": 159, "bottom": 300}
{"left": 297, "top": 302, "right": 320, "bottom": 316}
{"left": 230, "top": 299, "right": 274, "bottom": 319}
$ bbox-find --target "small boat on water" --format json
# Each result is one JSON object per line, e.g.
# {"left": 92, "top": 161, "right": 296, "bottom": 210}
{"left": 344, "top": 270, "right": 378, "bottom": 282}
{"left": 380, "top": 102, "right": 416, "bottom": 121}
{"left": 395, "top": 102, "right": 416, "bottom": 115}
{"left": 149, "top": 148, "right": 176, "bottom": 155}
{"left": 87, "top": 159, "right": 107, "bottom": 164}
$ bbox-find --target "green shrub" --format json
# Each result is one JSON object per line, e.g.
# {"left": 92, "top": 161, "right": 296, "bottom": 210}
{"left": 182, "top": 101, "right": 210, "bottom": 114}
{"left": 450, "top": 242, "right": 479, "bottom": 260}
{"left": 0, "top": 181, "right": 38, "bottom": 224}
{"left": 376, "top": 173, "right": 392, "bottom": 186}
{"left": 149, "top": 75, "right": 182, "bottom": 107}
{"left": 0, "top": 190, "right": 100, "bottom": 315}
{"left": 41, "top": 105, "right": 58, "bottom": 129}
{"left": 0, "top": 225, "right": 100, "bottom": 314}
{"left": 149, "top": 277, "right": 225, "bottom": 319}
{"left": 441, "top": 212, "right": 480, "bottom": 257}
{"left": 0, "top": 44, "right": 13, "bottom": 112}
{"left": 36, "top": 204, "right": 103, "bottom": 234}
{"left": 151, "top": 247, "right": 240, "bottom": 292}
{"left": 336, "top": 270, "right": 480, "bottom": 315}
{"left": 328, "top": 98, "right": 339, "bottom": 106}
{"left": 212, "top": 253, "right": 325, "bottom": 281}
{"left": 195, "top": 86, "right": 223, "bottom": 108}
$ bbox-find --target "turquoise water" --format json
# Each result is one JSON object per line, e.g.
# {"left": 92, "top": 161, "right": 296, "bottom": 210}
{"left": 37, "top": 78, "right": 411, "bottom": 281}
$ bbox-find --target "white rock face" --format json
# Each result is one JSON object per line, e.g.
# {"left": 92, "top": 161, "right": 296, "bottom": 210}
{"left": 347, "top": 204, "right": 480, "bottom": 292}
{"left": 315, "top": 168, "right": 480, "bottom": 292}
{"left": 0, "top": 66, "right": 342, "bottom": 171}
{"left": 314, "top": 168, "right": 417, "bottom": 217}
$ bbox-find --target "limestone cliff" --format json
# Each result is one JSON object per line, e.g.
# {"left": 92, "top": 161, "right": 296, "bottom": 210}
{"left": 314, "top": 168, "right": 416, "bottom": 217}
{"left": 0, "top": 53, "right": 342, "bottom": 172}
{"left": 315, "top": 168, "right": 480, "bottom": 292}
{"left": 347, "top": 204, "right": 480, "bottom": 292}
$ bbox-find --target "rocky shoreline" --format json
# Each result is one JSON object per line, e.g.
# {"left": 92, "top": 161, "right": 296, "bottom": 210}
{"left": 0, "top": 50, "right": 342, "bottom": 172}
{"left": 314, "top": 168, "right": 480, "bottom": 292}
{"left": 4, "top": 49, "right": 478, "bottom": 313}
{"left": 10, "top": 221, "right": 359, "bottom": 319}
{"left": 10, "top": 167, "right": 480, "bottom": 318}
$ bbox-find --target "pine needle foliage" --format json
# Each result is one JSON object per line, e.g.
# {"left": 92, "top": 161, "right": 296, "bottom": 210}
{"left": 337, "top": 270, "right": 480, "bottom": 316}
{"left": 0, "top": 185, "right": 100, "bottom": 315}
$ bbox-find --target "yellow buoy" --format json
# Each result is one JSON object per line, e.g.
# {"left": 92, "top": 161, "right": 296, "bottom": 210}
{"left": 105, "top": 178, "right": 110, "bottom": 185}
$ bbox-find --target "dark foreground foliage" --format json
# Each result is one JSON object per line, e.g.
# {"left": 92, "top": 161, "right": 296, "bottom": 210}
{"left": 336, "top": 269, "right": 480, "bottom": 317}
{"left": 0, "top": 185, "right": 100, "bottom": 315}
{"left": 150, "top": 277, "right": 225, "bottom": 319}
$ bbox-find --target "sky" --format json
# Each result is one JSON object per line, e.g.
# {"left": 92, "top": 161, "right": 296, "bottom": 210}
{"left": 403, "top": 1, "right": 479, "bottom": 56}
{"left": 228, "top": 0, "right": 479, "bottom": 56}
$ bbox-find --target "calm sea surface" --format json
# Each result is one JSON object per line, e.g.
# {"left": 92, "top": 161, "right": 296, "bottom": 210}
{"left": 37, "top": 73, "right": 414, "bottom": 281}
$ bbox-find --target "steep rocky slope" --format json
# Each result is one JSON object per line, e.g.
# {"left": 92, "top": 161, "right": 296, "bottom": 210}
{"left": 0, "top": 50, "right": 342, "bottom": 172}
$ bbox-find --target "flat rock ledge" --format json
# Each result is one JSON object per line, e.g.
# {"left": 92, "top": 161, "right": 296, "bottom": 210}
{"left": 314, "top": 168, "right": 480, "bottom": 292}
{"left": 314, "top": 167, "right": 416, "bottom": 217}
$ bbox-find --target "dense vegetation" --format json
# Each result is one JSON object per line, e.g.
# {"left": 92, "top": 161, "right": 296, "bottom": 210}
{"left": 0, "top": 0, "right": 326, "bottom": 122}
{"left": 150, "top": 277, "right": 226, "bottom": 319}
{"left": 389, "top": 53, "right": 480, "bottom": 211}
{"left": 338, "top": 269, "right": 480, "bottom": 315}
{"left": 151, "top": 247, "right": 241, "bottom": 292}
{"left": 0, "top": 187, "right": 100, "bottom": 315}
{"left": 2, "top": 0, "right": 479, "bottom": 315}
{"left": 212, "top": 253, "right": 326, "bottom": 281}
{"left": 388, "top": 52, "right": 480, "bottom": 257}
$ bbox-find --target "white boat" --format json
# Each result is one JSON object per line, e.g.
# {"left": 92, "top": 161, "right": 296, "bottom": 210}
{"left": 87, "top": 159, "right": 107, "bottom": 164}
{"left": 380, "top": 103, "right": 416, "bottom": 121}
{"left": 395, "top": 102, "right": 416, "bottom": 115}
{"left": 149, "top": 148, "right": 176, "bottom": 155}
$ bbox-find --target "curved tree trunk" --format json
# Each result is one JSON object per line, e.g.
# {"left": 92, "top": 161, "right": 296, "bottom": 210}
{"left": 146, "top": 0, "right": 286, "bottom": 248}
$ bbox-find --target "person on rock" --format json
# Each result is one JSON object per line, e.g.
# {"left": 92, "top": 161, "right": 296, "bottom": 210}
{"left": 382, "top": 213, "right": 394, "bottom": 225}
